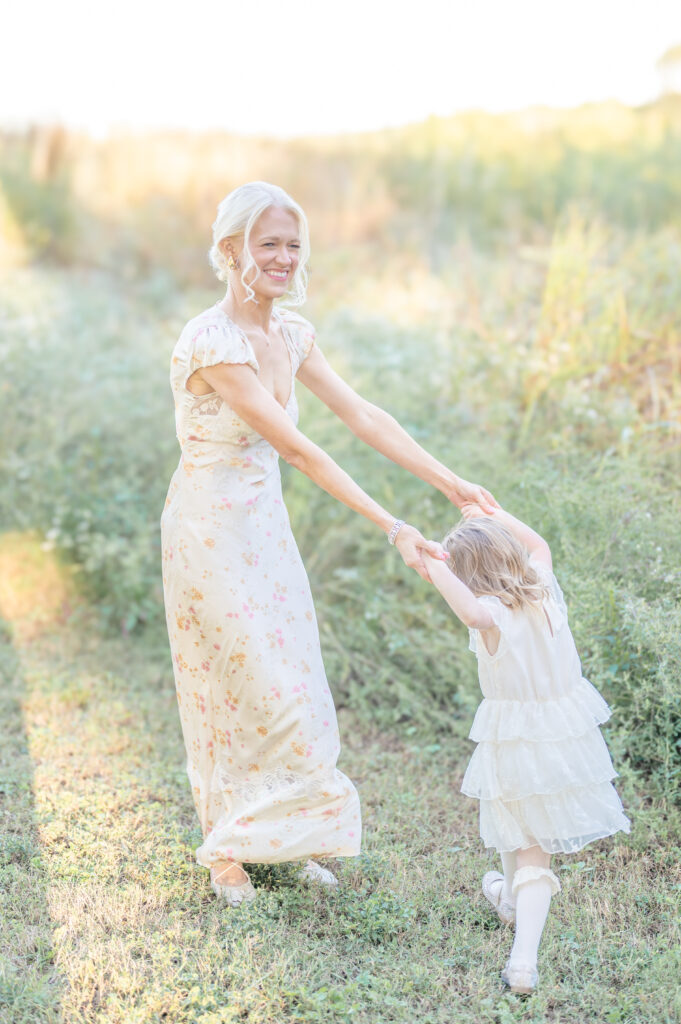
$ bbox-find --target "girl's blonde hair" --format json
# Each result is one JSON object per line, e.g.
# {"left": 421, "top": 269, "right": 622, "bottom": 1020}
{"left": 443, "top": 517, "right": 548, "bottom": 611}
{"left": 208, "top": 181, "right": 310, "bottom": 306}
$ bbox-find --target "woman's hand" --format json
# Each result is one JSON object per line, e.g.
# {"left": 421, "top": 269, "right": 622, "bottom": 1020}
{"left": 447, "top": 477, "right": 498, "bottom": 513}
{"left": 394, "top": 524, "right": 448, "bottom": 582}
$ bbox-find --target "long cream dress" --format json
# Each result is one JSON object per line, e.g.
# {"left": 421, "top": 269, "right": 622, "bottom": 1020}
{"left": 161, "top": 305, "right": 361, "bottom": 867}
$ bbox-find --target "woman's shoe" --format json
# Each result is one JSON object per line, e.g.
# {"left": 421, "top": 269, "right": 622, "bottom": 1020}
{"left": 210, "top": 862, "right": 256, "bottom": 907}
{"left": 501, "top": 959, "right": 538, "bottom": 995}
{"left": 298, "top": 859, "right": 338, "bottom": 887}
{"left": 482, "top": 871, "right": 515, "bottom": 926}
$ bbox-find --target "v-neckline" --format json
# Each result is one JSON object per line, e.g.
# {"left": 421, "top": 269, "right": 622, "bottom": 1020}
{"left": 213, "top": 305, "right": 295, "bottom": 412}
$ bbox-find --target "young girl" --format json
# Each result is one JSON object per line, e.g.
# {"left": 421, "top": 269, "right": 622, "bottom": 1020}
{"left": 424, "top": 505, "right": 630, "bottom": 994}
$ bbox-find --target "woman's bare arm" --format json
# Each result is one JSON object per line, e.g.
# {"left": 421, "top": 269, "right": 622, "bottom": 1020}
{"left": 200, "top": 361, "right": 444, "bottom": 580}
{"left": 296, "top": 346, "right": 497, "bottom": 511}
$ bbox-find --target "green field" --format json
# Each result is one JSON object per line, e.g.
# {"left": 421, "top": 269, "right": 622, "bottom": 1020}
{"left": 1, "top": 104, "right": 680, "bottom": 1021}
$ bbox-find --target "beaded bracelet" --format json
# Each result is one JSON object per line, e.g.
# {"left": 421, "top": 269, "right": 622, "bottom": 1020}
{"left": 388, "top": 519, "right": 405, "bottom": 545}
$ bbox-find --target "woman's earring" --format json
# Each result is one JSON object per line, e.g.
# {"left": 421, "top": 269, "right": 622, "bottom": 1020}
{"left": 227, "top": 256, "right": 237, "bottom": 271}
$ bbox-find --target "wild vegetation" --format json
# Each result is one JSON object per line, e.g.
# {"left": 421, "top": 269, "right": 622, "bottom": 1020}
{"left": 1, "top": 101, "right": 680, "bottom": 1021}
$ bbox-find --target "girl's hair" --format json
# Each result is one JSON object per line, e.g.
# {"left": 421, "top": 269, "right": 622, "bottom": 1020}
{"left": 208, "top": 181, "right": 310, "bottom": 306}
{"left": 443, "top": 517, "right": 548, "bottom": 611}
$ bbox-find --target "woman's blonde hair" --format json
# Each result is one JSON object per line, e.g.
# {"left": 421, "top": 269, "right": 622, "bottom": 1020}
{"left": 208, "top": 181, "right": 310, "bottom": 306}
{"left": 443, "top": 517, "right": 548, "bottom": 611}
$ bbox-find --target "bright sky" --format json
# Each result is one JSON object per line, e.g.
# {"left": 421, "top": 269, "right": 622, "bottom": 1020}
{"left": 2, "top": 0, "right": 680, "bottom": 136}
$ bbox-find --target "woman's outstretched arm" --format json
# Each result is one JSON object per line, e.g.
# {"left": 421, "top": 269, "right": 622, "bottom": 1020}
{"left": 297, "top": 346, "right": 497, "bottom": 511}
{"left": 200, "top": 360, "right": 445, "bottom": 580}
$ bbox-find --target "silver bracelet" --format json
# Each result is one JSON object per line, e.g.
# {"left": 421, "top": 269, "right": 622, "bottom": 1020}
{"left": 388, "top": 519, "right": 405, "bottom": 545}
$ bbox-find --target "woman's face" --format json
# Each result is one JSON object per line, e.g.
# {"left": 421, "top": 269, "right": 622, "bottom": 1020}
{"left": 232, "top": 205, "right": 301, "bottom": 300}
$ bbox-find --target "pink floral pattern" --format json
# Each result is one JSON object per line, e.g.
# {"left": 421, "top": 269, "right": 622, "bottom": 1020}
{"left": 161, "top": 306, "right": 361, "bottom": 866}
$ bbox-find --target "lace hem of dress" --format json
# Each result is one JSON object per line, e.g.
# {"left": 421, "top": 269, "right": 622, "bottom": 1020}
{"left": 187, "top": 760, "right": 341, "bottom": 804}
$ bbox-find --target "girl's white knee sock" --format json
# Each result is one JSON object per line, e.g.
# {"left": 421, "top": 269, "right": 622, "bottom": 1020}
{"left": 509, "top": 866, "right": 561, "bottom": 968}
{"left": 500, "top": 851, "right": 516, "bottom": 904}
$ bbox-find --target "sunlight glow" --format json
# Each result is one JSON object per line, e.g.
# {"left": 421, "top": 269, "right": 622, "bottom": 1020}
{"left": 3, "top": 0, "right": 681, "bottom": 136}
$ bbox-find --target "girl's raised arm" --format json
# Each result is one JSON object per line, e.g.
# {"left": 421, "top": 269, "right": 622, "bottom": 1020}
{"left": 423, "top": 553, "right": 497, "bottom": 631}
{"left": 461, "top": 504, "right": 552, "bottom": 569}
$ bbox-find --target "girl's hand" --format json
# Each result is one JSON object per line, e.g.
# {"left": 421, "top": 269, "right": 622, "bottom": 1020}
{"left": 394, "top": 524, "right": 448, "bottom": 582}
{"left": 460, "top": 500, "right": 499, "bottom": 520}
{"left": 448, "top": 477, "right": 498, "bottom": 513}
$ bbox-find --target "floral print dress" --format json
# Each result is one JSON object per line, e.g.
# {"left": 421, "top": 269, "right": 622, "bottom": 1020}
{"left": 161, "top": 305, "right": 361, "bottom": 867}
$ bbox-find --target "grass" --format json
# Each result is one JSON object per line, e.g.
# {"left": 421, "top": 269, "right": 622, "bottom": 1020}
{"left": 1, "top": 536, "right": 679, "bottom": 1024}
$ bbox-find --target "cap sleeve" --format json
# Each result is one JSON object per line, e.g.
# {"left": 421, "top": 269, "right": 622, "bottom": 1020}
{"left": 171, "top": 316, "right": 259, "bottom": 395}
{"left": 468, "top": 595, "right": 508, "bottom": 658}
{"left": 529, "top": 556, "right": 568, "bottom": 619}
{"left": 188, "top": 319, "right": 258, "bottom": 378}
{"left": 277, "top": 310, "right": 316, "bottom": 373}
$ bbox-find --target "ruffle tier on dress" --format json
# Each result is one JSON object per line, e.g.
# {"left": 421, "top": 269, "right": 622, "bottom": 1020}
{"left": 461, "top": 679, "right": 631, "bottom": 854}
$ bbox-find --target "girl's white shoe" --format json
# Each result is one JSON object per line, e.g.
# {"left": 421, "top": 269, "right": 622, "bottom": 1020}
{"left": 298, "top": 859, "right": 339, "bottom": 887}
{"left": 501, "top": 959, "right": 538, "bottom": 995}
{"left": 210, "top": 863, "right": 256, "bottom": 907}
{"left": 482, "top": 871, "right": 516, "bottom": 926}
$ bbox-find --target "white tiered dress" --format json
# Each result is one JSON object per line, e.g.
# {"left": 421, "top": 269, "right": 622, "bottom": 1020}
{"left": 161, "top": 305, "right": 361, "bottom": 868}
{"left": 462, "top": 562, "right": 630, "bottom": 854}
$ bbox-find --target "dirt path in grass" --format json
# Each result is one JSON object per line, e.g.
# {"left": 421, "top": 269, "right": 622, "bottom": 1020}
{"left": 1, "top": 535, "right": 679, "bottom": 1024}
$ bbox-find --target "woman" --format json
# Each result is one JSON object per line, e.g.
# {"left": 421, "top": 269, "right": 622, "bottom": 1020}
{"left": 161, "top": 181, "right": 495, "bottom": 905}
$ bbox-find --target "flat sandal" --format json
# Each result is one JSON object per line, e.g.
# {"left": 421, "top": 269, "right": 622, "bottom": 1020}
{"left": 298, "top": 859, "right": 338, "bottom": 887}
{"left": 210, "top": 862, "right": 256, "bottom": 907}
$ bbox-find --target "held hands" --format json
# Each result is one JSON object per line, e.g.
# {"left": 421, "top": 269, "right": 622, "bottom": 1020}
{"left": 460, "top": 500, "right": 500, "bottom": 520}
{"left": 389, "top": 482, "right": 501, "bottom": 583}
{"left": 394, "top": 524, "right": 448, "bottom": 582}
{"left": 448, "top": 477, "right": 498, "bottom": 514}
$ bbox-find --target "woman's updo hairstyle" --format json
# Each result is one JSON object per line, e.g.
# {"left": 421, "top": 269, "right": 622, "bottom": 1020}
{"left": 208, "top": 181, "right": 310, "bottom": 306}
